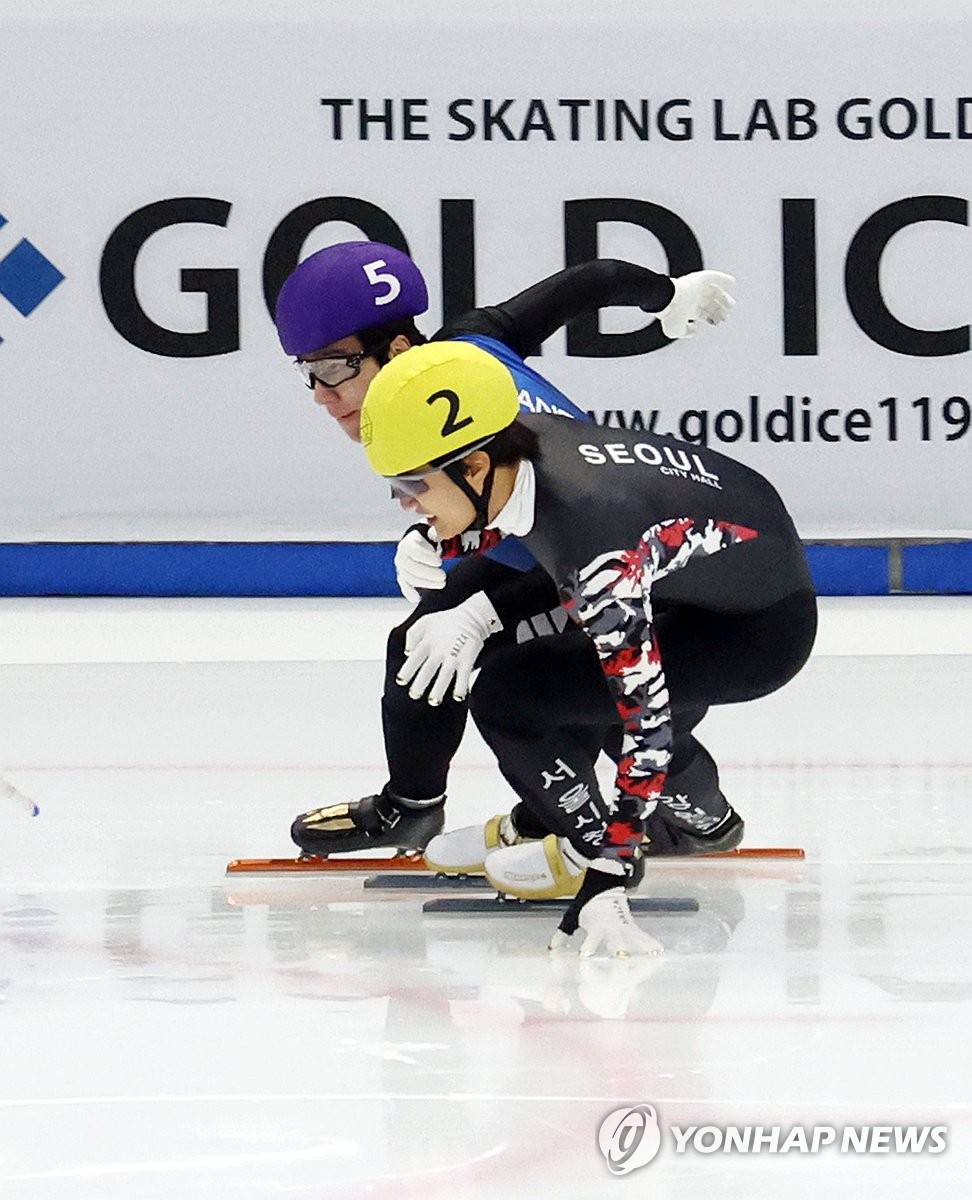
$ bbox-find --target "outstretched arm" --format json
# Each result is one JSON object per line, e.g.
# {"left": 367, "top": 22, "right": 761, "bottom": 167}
{"left": 438, "top": 259, "right": 735, "bottom": 357}
{"left": 438, "top": 259, "right": 675, "bottom": 358}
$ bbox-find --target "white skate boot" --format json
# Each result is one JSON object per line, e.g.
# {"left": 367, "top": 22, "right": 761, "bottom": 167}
{"left": 424, "top": 813, "right": 522, "bottom": 875}
{"left": 483, "top": 835, "right": 589, "bottom": 900}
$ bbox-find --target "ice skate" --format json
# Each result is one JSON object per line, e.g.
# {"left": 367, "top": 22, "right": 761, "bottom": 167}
{"left": 425, "top": 801, "right": 746, "bottom": 871}
{"left": 644, "top": 805, "right": 745, "bottom": 857}
{"left": 424, "top": 812, "right": 522, "bottom": 875}
{"left": 290, "top": 786, "right": 445, "bottom": 858}
{"left": 483, "top": 835, "right": 589, "bottom": 900}
{"left": 485, "top": 833, "right": 648, "bottom": 902}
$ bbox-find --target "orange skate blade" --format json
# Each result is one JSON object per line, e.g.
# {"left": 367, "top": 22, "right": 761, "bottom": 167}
{"left": 225, "top": 854, "right": 429, "bottom": 875}
{"left": 225, "top": 847, "right": 805, "bottom": 875}
{"left": 699, "top": 847, "right": 805, "bottom": 860}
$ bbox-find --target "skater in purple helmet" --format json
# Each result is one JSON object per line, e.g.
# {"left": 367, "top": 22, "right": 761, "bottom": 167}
{"left": 274, "top": 239, "right": 739, "bottom": 870}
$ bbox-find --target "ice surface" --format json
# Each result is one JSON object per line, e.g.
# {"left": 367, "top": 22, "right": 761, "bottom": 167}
{"left": 1, "top": 597, "right": 969, "bottom": 1198}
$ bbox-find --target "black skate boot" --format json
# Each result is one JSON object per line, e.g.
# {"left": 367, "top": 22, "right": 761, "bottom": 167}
{"left": 641, "top": 737, "right": 744, "bottom": 857}
{"left": 644, "top": 804, "right": 744, "bottom": 857}
{"left": 291, "top": 786, "right": 445, "bottom": 858}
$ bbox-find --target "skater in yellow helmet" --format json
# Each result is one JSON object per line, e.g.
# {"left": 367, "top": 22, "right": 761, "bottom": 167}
{"left": 361, "top": 340, "right": 816, "bottom": 956}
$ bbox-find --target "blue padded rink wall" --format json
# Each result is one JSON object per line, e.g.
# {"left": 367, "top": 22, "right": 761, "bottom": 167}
{"left": 1, "top": 591, "right": 970, "bottom": 1198}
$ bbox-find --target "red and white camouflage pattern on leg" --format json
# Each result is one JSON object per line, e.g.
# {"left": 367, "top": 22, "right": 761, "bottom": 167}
{"left": 562, "top": 516, "right": 758, "bottom": 861}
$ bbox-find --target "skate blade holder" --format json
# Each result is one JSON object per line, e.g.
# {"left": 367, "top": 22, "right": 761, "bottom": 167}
{"left": 421, "top": 894, "right": 700, "bottom": 915}
{"left": 363, "top": 872, "right": 489, "bottom": 890}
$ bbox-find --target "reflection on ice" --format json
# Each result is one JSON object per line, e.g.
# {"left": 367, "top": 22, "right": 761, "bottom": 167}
{"left": 0, "top": 631, "right": 969, "bottom": 1197}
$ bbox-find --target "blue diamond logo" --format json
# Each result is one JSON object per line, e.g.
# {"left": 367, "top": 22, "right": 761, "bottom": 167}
{"left": 0, "top": 238, "right": 65, "bottom": 317}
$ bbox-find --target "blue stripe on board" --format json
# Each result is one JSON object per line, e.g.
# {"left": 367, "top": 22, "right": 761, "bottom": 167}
{"left": 0, "top": 542, "right": 400, "bottom": 598}
{"left": 0, "top": 541, "right": 968, "bottom": 597}
{"left": 803, "top": 544, "right": 890, "bottom": 597}
{"left": 902, "top": 541, "right": 972, "bottom": 594}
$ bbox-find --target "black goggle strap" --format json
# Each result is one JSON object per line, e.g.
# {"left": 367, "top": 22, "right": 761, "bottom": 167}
{"left": 357, "top": 334, "right": 393, "bottom": 366}
{"left": 443, "top": 460, "right": 495, "bottom": 532}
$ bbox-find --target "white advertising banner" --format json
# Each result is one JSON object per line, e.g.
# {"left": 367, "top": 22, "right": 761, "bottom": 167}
{"left": 1, "top": 0, "right": 969, "bottom": 542}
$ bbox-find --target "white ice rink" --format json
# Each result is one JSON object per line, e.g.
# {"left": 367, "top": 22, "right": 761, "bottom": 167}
{"left": 1, "top": 595, "right": 970, "bottom": 1198}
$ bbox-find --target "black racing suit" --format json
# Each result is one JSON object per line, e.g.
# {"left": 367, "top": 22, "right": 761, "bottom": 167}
{"left": 467, "top": 414, "right": 817, "bottom": 868}
{"left": 381, "top": 260, "right": 678, "bottom": 811}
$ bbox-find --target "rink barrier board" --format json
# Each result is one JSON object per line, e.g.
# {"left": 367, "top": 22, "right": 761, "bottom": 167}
{"left": 0, "top": 540, "right": 970, "bottom": 596}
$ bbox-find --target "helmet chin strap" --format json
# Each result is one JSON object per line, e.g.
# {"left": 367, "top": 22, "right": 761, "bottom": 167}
{"left": 444, "top": 461, "right": 496, "bottom": 532}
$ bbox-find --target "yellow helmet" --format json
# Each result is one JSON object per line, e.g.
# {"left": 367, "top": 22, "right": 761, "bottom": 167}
{"left": 360, "top": 340, "right": 520, "bottom": 476}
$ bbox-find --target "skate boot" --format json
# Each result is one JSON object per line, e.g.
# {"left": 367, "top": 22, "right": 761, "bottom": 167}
{"left": 485, "top": 836, "right": 586, "bottom": 899}
{"left": 644, "top": 804, "right": 744, "bottom": 857}
{"left": 487, "top": 836, "right": 646, "bottom": 902}
{"left": 424, "top": 801, "right": 550, "bottom": 875}
{"left": 291, "top": 786, "right": 445, "bottom": 858}
{"left": 424, "top": 814, "right": 518, "bottom": 875}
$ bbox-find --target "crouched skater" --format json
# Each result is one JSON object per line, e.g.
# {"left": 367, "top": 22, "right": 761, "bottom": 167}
{"left": 274, "top": 240, "right": 736, "bottom": 862}
{"left": 359, "top": 341, "right": 817, "bottom": 956}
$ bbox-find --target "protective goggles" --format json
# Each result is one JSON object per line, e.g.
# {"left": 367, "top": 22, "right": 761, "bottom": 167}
{"left": 385, "top": 438, "right": 496, "bottom": 501}
{"left": 294, "top": 338, "right": 390, "bottom": 389}
{"left": 386, "top": 470, "right": 434, "bottom": 501}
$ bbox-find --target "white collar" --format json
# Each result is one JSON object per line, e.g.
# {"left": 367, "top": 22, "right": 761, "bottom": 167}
{"left": 486, "top": 459, "right": 536, "bottom": 539}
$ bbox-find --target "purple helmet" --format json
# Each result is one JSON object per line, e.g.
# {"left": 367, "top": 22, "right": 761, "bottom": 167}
{"left": 275, "top": 241, "right": 429, "bottom": 356}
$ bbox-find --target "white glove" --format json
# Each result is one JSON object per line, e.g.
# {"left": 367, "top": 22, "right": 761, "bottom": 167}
{"left": 657, "top": 270, "right": 736, "bottom": 339}
{"left": 394, "top": 526, "right": 446, "bottom": 604}
{"left": 548, "top": 888, "right": 664, "bottom": 959}
{"left": 397, "top": 590, "right": 503, "bottom": 706}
